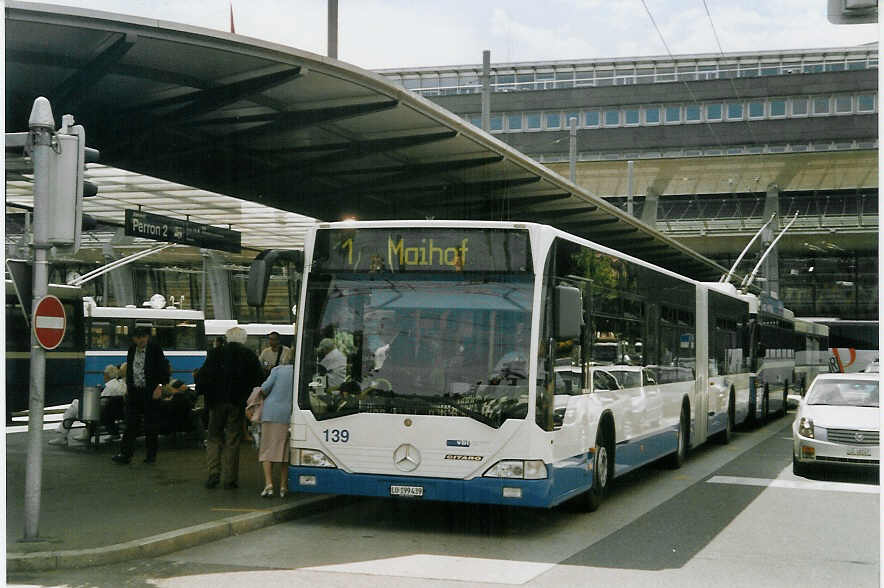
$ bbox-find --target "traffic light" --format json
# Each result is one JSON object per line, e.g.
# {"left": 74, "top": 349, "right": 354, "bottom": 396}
{"left": 47, "top": 114, "right": 100, "bottom": 253}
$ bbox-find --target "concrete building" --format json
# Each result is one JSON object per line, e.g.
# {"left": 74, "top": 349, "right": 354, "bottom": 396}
{"left": 378, "top": 45, "right": 878, "bottom": 320}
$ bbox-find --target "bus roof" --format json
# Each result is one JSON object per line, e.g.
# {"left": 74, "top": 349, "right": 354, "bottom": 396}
{"left": 204, "top": 320, "right": 294, "bottom": 336}
{"left": 84, "top": 303, "right": 204, "bottom": 321}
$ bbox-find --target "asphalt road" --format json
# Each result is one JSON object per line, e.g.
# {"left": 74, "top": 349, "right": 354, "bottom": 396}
{"left": 8, "top": 414, "right": 879, "bottom": 588}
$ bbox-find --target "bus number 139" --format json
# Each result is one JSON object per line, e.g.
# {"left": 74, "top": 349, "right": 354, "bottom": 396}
{"left": 323, "top": 429, "right": 350, "bottom": 443}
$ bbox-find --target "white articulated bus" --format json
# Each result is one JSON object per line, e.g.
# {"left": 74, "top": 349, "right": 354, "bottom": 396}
{"left": 282, "top": 221, "right": 781, "bottom": 510}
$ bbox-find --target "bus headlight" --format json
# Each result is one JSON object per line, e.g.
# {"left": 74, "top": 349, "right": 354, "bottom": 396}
{"left": 483, "top": 459, "right": 547, "bottom": 479}
{"left": 293, "top": 448, "right": 337, "bottom": 468}
{"left": 797, "top": 417, "right": 814, "bottom": 439}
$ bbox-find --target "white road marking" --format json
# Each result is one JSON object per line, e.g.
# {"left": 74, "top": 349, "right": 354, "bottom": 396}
{"left": 707, "top": 475, "right": 879, "bottom": 494}
{"left": 302, "top": 554, "right": 556, "bottom": 585}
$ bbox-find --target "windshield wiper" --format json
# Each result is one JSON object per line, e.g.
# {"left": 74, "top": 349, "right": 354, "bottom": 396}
{"left": 396, "top": 393, "right": 496, "bottom": 427}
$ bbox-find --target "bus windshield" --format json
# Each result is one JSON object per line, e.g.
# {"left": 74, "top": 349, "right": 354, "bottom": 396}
{"left": 299, "top": 229, "right": 533, "bottom": 428}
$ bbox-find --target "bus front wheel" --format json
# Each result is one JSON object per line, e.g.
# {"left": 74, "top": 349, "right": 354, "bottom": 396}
{"left": 582, "top": 426, "right": 612, "bottom": 512}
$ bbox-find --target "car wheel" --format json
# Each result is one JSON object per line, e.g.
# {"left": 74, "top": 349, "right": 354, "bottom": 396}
{"left": 581, "top": 425, "right": 612, "bottom": 512}
{"left": 666, "top": 404, "right": 689, "bottom": 469}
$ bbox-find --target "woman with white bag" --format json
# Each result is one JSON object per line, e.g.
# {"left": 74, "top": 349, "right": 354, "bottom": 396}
{"left": 255, "top": 357, "right": 294, "bottom": 497}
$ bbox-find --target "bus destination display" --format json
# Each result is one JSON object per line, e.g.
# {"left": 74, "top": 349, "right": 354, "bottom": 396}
{"left": 315, "top": 228, "right": 531, "bottom": 273}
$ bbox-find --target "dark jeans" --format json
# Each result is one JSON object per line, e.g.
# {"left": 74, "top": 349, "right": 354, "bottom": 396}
{"left": 120, "top": 391, "right": 161, "bottom": 460}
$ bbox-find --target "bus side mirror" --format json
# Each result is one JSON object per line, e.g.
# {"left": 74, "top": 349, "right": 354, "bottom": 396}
{"left": 554, "top": 285, "right": 582, "bottom": 341}
{"left": 247, "top": 249, "right": 304, "bottom": 307}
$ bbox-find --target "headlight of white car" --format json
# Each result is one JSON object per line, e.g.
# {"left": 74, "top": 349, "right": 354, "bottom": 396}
{"left": 797, "top": 417, "right": 814, "bottom": 439}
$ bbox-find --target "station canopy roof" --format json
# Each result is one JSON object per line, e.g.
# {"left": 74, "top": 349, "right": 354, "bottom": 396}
{"left": 5, "top": 1, "right": 729, "bottom": 281}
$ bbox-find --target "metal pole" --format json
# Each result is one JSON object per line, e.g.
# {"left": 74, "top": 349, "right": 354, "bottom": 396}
{"left": 23, "top": 97, "right": 55, "bottom": 541}
{"left": 481, "top": 50, "right": 491, "bottom": 132}
{"left": 327, "top": 0, "right": 338, "bottom": 59}
{"left": 626, "top": 160, "right": 634, "bottom": 216}
{"left": 201, "top": 249, "right": 208, "bottom": 315}
{"left": 569, "top": 117, "right": 577, "bottom": 183}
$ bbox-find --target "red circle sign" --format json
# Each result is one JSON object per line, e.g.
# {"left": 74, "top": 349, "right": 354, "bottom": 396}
{"left": 33, "top": 295, "right": 66, "bottom": 350}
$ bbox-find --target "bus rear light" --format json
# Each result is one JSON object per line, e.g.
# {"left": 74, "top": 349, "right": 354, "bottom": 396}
{"left": 483, "top": 459, "right": 547, "bottom": 479}
{"left": 293, "top": 448, "right": 337, "bottom": 468}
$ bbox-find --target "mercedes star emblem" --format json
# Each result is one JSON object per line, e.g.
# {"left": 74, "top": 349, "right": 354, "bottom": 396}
{"left": 855, "top": 432, "right": 865, "bottom": 442}
{"left": 393, "top": 443, "right": 421, "bottom": 472}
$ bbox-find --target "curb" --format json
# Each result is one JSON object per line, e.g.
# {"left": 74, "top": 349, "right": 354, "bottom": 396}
{"left": 7, "top": 494, "right": 342, "bottom": 573}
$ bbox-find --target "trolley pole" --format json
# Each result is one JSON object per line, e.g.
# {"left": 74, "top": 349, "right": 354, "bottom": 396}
{"left": 23, "top": 97, "right": 55, "bottom": 541}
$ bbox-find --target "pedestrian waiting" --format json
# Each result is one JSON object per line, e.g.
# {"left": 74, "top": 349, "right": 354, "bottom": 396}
{"left": 199, "top": 326, "right": 263, "bottom": 490}
{"left": 256, "top": 357, "right": 294, "bottom": 498}
{"left": 112, "top": 325, "right": 169, "bottom": 465}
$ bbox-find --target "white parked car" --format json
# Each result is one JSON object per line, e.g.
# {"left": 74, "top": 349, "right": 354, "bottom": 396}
{"left": 792, "top": 372, "right": 879, "bottom": 476}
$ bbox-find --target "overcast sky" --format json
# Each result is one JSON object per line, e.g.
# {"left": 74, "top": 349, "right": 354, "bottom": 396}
{"left": 23, "top": 0, "right": 881, "bottom": 69}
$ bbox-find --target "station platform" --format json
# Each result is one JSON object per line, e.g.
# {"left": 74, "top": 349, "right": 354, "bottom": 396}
{"left": 6, "top": 428, "right": 341, "bottom": 573}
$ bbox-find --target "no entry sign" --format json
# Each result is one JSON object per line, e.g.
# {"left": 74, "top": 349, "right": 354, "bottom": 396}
{"left": 33, "top": 295, "right": 66, "bottom": 350}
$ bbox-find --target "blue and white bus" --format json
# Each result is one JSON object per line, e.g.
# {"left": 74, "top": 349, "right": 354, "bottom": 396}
{"left": 6, "top": 280, "right": 85, "bottom": 421}
{"left": 83, "top": 299, "right": 206, "bottom": 387}
{"left": 282, "top": 221, "right": 782, "bottom": 510}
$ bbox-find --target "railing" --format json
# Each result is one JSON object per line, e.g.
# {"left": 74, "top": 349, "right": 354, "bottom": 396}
{"left": 658, "top": 213, "right": 878, "bottom": 235}
{"left": 391, "top": 58, "right": 877, "bottom": 96}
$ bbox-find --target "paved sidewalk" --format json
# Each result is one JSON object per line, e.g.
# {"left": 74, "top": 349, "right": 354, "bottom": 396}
{"left": 6, "top": 429, "right": 341, "bottom": 572}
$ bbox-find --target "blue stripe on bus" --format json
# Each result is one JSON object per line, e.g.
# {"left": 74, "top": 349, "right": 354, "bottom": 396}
{"left": 83, "top": 354, "right": 206, "bottom": 387}
{"left": 288, "top": 455, "right": 594, "bottom": 508}
{"left": 613, "top": 426, "right": 679, "bottom": 477}
{"left": 288, "top": 426, "right": 683, "bottom": 509}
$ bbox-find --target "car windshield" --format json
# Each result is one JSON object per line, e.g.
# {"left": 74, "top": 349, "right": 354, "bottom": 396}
{"left": 806, "top": 380, "right": 879, "bottom": 407}
{"left": 607, "top": 370, "right": 642, "bottom": 389}
{"left": 299, "top": 268, "right": 534, "bottom": 428}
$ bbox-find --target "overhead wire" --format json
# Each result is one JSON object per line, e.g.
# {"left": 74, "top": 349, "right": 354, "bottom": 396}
{"left": 700, "top": 0, "right": 763, "bottom": 148}
{"left": 639, "top": 0, "right": 726, "bottom": 151}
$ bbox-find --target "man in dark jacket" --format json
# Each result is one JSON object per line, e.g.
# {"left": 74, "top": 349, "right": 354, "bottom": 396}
{"left": 200, "top": 326, "right": 263, "bottom": 489}
{"left": 113, "top": 325, "right": 169, "bottom": 464}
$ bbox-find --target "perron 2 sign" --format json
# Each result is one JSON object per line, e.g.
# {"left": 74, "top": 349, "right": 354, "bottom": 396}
{"left": 125, "top": 209, "right": 241, "bottom": 253}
